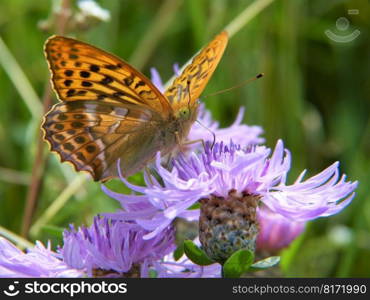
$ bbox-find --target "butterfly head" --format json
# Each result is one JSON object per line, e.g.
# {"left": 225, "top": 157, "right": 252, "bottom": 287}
{"left": 177, "top": 106, "right": 191, "bottom": 120}
{"left": 174, "top": 77, "right": 199, "bottom": 121}
{"left": 175, "top": 100, "right": 199, "bottom": 123}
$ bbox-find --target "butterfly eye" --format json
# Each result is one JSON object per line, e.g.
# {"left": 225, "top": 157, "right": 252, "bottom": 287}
{"left": 178, "top": 107, "right": 190, "bottom": 119}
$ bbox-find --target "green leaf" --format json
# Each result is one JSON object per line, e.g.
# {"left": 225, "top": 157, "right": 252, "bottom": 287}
{"left": 148, "top": 269, "right": 158, "bottom": 278}
{"left": 173, "top": 244, "right": 184, "bottom": 261}
{"left": 183, "top": 240, "right": 214, "bottom": 266}
{"left": 187, "top": 202, "right": 201, "bottom": 210}
{"left": 249, "top": 256, "right": 280, "bottom": 272}
{"left": 223, "top": 249, "right": 254, "bottom": 278}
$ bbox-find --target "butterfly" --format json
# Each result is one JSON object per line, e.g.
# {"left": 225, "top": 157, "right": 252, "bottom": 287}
{"left": 42, "top": 31, "right": 228, "bottom": 181}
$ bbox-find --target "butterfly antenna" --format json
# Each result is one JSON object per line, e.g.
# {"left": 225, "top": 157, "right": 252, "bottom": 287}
{"left": 195, "top": 120, "right": 216, "bottom": 150}
{"left": 203, "top": 73, "right": 264, "bottom": 99}
{"left": 186, "top": 79, "right": 192, "bottom": 118}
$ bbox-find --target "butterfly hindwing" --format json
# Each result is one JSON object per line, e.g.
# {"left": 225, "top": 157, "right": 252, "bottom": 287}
{"left": 42, "top": 101, "right": 160, "bottom": 180}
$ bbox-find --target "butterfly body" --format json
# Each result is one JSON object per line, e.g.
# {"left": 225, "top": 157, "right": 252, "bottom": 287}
{"left": 42, "top": 32, "right": 227, "bottom": 181}
{"left": 115, "top": 108, "right": 198, "bottom": 178}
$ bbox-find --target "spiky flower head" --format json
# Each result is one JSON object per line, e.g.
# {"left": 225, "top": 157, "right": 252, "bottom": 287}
{"left": 61, "top": 216, "right": 175, "bottom": 277}
{"left": 104, "top": 140, "right": 357, "bottom": 262}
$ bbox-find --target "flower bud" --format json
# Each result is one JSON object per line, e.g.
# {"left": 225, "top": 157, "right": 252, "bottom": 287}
{"left": 199, "top": 190, "right": 259, "bottom": 263}
{"left": 256, "top": 207, "right": 305, "bottom": 255}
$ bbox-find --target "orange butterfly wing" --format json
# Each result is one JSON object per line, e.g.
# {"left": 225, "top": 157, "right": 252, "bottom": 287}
{"left": 42, "top": 36, "right": 172, "bottom": 181}
{"left": 164, "top": 31, "right": 228, "bottom": 110}
{"left": 44, "top": 35, "right": 172, "bottom": 115}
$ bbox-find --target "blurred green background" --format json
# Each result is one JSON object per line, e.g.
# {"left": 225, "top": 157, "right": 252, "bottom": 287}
{"left": 0, "top": 0, "right": 369, "bottom": 277}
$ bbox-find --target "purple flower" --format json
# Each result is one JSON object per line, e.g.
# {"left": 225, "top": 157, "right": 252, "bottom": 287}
{"left": 256, "top": 206, "right": 306, "bottom": 254}
{"left": 104, "top": 140, "right": 357, "bottom": 241}
{"left": 189, "top": 103, "right": 264, "bottom": 146}
{"left": 61, "top": 216, "right": 175, "bottom": 277}
{"left": 0, "top": 237, "right": 83, "bottom": 278}
{"left": 0, "top": 231, "right": 221, "bottom": 278}
{"left": 0, "top": 216, "right": 177, "bottom": 278}
{"left": 150, "top": 67, "right": 165, "bottom": 93}
{"left": 263, "top": 161, "right": 357, "bottom": 220}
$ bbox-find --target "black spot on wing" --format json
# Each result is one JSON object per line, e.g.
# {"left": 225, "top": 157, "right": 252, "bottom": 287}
{"left": 90, "top": 64, "right": 100, "bottom": 72}
{"left": 81, "top": 81, "right": 92, "bottom": 87}
{"left": 80, "top": 71, "right": 90, "bottom": 78}
{"left": 101, "top": 76, "right": 113, "bottom": 85}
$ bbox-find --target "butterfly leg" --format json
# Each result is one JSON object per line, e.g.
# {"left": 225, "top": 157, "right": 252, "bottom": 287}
{"left": 144, "top": 166, "right": 154, "bottom": 186}
{"left": 164, "top": 153, "right": 173, "bottom": 169}
{"left": 175, "top": 131, "right": 206, "bottom": 152}
{"left": 182, "top": 138, "right": 206, "bottom": 149}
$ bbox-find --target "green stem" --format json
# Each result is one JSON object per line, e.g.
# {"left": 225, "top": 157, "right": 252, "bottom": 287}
{"left": 29, "top": 174, "right": 87, "bottom": 238}
{"left": 224, "top": 0, "right": 276, "bottom": 39}
{"left": 0, "top": 226, "right": 34, "bottom": 249}
{"left": 0, "top": 167, "right": 30, "bottom": 185}
{"left": 129, "top": 0, "right": 183, "bottom": 70}
{"left": 164, "top": 0, "right": 276, "bottom": 89}
{"left": 0, "top": 36, "right": 42, "bottom": 119}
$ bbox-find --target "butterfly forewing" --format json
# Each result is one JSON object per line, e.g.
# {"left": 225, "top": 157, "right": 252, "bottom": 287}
{"left": 164, "top": 31, "right": 228, "bottom": 109}
{"left": 44, "top": 35, "right": 172, "bottom": 116}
